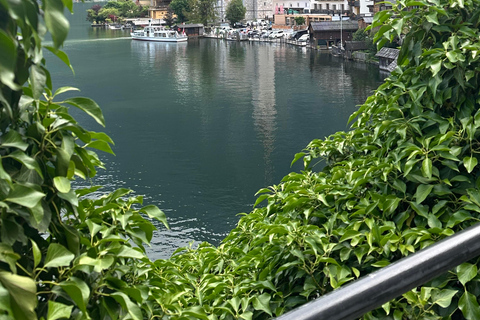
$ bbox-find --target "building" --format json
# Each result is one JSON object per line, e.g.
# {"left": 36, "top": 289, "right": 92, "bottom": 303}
{"left": 149, "top": 0, "right": 170, "bottom": 20}
{"left": 368, "top": 0, "right": 394, "bottom": 14}
{"left": 244, "top": 0, "right": 275, "bottom": 20}
{"left": 308, "top": 20, "right": 358, "bottom": 48}
{"left": 274, "top": 13, "right": 331, "bottom": 26}
{"left": 179, "top": 23, "right": 205, "bottom": 36}
{"left": 375, "top": 47, "right": 399, "bottom": 72}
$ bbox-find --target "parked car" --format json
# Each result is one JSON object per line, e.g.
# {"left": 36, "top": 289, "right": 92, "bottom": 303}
{"left": 234, "top": 22, "right": 246, "bottom": 29}
{"left": 261, "top": 31, "right": 271, "bottom": 38}
{"left": 297, "top": 34, "right": 309, "bottom": 42}
{"left": 268, "top": 30, "right": 284, "bottom": 39}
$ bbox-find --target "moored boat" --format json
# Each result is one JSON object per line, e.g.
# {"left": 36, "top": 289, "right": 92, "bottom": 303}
{"left": 130, "top": 24, "right": 188, "bottom": 42}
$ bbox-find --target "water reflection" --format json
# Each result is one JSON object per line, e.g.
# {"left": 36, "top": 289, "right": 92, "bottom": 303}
{"left": 252, "top": 45, "right": 277, "bottom": 185}
{"left": 48, "top": 7, "right": 384, "bottom": 259}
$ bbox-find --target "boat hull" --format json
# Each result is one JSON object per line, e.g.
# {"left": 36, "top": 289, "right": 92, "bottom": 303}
{"left": 131, "top": 35, "right": 188, "bottom": 42}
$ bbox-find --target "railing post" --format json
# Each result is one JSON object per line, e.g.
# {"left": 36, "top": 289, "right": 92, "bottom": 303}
{"left": 275, "top": 222, "right": 480, "bottom": 320}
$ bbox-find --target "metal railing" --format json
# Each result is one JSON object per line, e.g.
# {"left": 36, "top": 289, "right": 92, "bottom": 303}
{"left": 276, "top": 222, "right": 480, "bottom": 320}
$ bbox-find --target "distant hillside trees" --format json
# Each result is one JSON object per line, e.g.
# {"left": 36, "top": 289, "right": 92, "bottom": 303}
{"left": 87, "top": 0, "right": 148, "bottom": 24}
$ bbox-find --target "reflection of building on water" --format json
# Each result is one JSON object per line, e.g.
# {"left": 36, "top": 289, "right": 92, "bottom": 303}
{"left": 249, "top": 45, "right": 277, "bottom": 185}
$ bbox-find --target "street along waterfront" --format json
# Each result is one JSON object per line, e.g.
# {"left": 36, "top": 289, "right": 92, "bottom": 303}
{"left": 48, "top": 2, "right": 384, "bottom": 259}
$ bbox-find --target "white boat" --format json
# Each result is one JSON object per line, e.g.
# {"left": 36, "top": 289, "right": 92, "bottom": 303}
{"left": 130, "top": 25, "right": 188, "bottom": 42}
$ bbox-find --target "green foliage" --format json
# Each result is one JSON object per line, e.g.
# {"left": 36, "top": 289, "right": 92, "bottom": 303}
{"left": 0, "top": 0, "right": 169, "bottom": 319}
{"left": 86, "top": 1, "right": 148, "bottom": 23}
{"left": 185, "top": 0, "right": 217, "bottom": 26}
{"left": 165, "top": 7, "right": 175, "bottom": 27}
{"left": 226, "top": 0, "right": 246, "bottom": 27}
{"left": 294, "top": 16, "right": 305, "bottom": 26}
{"left": 145, "top": 0, "right": 480, "bottom": 319}
{"left": 169, "top": 0, "right": 191, "bottom": 23}
{"left": 352, "top": 28, "right": 377, "bottom": 56}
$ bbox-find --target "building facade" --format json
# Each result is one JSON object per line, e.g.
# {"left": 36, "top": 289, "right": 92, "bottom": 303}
{"left": 244, "top": 0, "right": 275, "bottom": 21}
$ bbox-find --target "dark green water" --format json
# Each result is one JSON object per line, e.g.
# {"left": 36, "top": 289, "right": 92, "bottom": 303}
{"left": 49, "top": 3, "right": 384, "bottom": 259}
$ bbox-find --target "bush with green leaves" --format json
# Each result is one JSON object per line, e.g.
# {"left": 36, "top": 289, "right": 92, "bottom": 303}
{"left": 147, "top": 0, "right": 480, "bottom": 319}
{"left": 0, "top": 0, "right": 169, "bottom": 319}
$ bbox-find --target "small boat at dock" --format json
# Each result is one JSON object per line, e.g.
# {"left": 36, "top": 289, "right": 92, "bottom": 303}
{"left": 130, "top": 24, "right": 188, "bottom": 42}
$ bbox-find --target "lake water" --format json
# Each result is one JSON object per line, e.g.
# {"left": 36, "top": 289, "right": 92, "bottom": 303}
{"left": 49, "top": 3, "right": 384, "bottom": 259}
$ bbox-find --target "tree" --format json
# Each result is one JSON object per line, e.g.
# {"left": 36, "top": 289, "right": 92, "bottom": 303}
{"left": 225, "top": 0, "right": 246, "bottom": 27}
{"left": 294, "top": 16, "right": 305, "bottom": 26}
{"left": 164, "top": 7, "right": 175, "bottom": 26}
{"left": 169, "top": 0, "right": 190, "bottom": 23}
{"left": 86, "top": 4, "right": 102, "bottom": 23}
{"left": 186, "top": 0, "right": 217, "bottom": 26}
{"left": 98, "top": 7, "right": 121, "bottom": 23}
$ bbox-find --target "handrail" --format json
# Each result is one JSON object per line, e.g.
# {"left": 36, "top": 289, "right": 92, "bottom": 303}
{"left": 275, "top": 222, "right": 480, "bottom": 320}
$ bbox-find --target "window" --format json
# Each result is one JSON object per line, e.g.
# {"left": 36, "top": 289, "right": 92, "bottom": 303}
{"left": 341, "top": 4, "right": 344, "bottom": 10}
{"left": 332, "top": 4, "right": 336, "bottom": 10}
{"left": 297, "top": 3, "right": 299, "bottom": 7}
{"left": 305, "top": 2, "right": 307, "bottom": 7}
{"left": 314, "top": 3, "right": 317, "bottom": 9}
{"left": 319, "top": 3, "right": 322, "bottom": 9}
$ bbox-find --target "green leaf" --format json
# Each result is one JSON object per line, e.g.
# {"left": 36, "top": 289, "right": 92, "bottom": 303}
{"left": 253, "top": 293, "right": 272, "bottom": 316}
{"left": 110, "top": 292, "right": 142, "bottom": 320}
{"left": 58, "top": 278, "right": 90, "bottom": 315}
{"left": 115, "top": 246, "right": 146, "bottom": 260}
{"left": 8, "top": 150, "right": 42, "bottom": 177}
{"left": 45, "top": 47, "right": 74, "bottom": 74}
{"left": 0, "top": 244, "right": 20, "bottom": 273}
{"left": 44, "top": 0, "right": 70, "bottom": 48}
{"left": 84, "top": 140, "right": 115, "bottom": 155}
{"left": 291, "top": 152, "right": 306, "bottom": 166}
{"left": 30, "top": 64, "right": 47, "bottom": 100}
{"left": 44, "top": 243, "right": 74, "bottom": 268}
{"left": 31, "top": 240, "right": 41, "bottom": 269}
{"left": 459, "top": 290, "right": 480, "bottom": 320}
{"left": 78, "top": 255, "right": 114, "bottom": 273}
{"left": 140, "top": 205, "right": 169, "bottom": 229}
{"left": 64, "top": 97, "right": 105, "bottom": 127}
{"left": 430, "top": 60, "right": 442, "bottom": 76}
{"left": 47, "top": 300, "right": 73, "bottom": 320}
{"left": 0, "top": 271, "right": 37, "bottom": 320}
{"left": 0, "top": 29, "right": 18, "bottom": 90}
{"left": 57, "top": 189, "right": 79, "bottom": 207}
{"left": 53, "top": 86, "right": 80, "bottom": 98}
{"left": 464, "top": 156, "right": 478, "bottom": 173}
{"left": 422, "top": 157, "right": 432, "bottom": 179}
{"left": 457, "top": 263, "right": 478, "bottom": 286}
{"left": 53, "top": 176, "right": 71, "bottom": 193}
{"left": 432, "top": 289, "right": 458, "bottom": 308}
{"left": 0, "top": 130, "right": 28, "bottom": 151}
{"left": 415, "top": 184, "right": 434, "bottom": 204}
{"left": 183, "top": 306, "right": 209, "bottom": 320}
{"left": 5, "top": 184, "right": 44, "bottom": 208}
